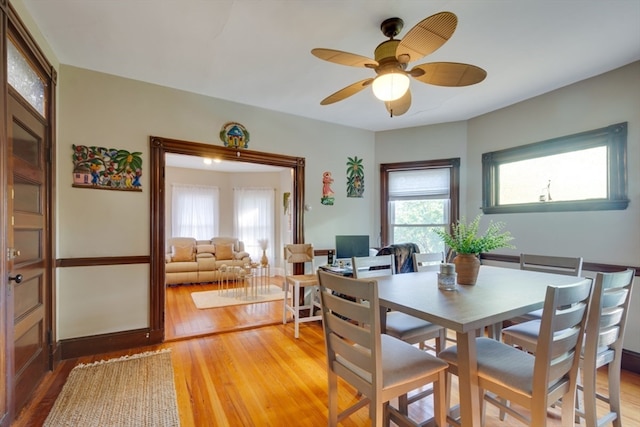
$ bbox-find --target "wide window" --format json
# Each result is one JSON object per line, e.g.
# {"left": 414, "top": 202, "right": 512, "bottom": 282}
{"left": 482, "top": 122, "right": 628, "bottom": 214}
{"left": 233, "top": 187, "right": 275, "bottom": 262}
{"left": 171, "top": 184, "right": 219, "bottom": 239}
{"left": 381, "top": 159, "right": 460, "bottom": 253}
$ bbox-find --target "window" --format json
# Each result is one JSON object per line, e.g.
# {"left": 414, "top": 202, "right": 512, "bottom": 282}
{"left": 482, "top": 122, "right": 628, "bottom": 214}
{"left": 7, "top": 38, "right": 46, "bottom": 117}
{"left": 381, "top": 159, "right": 460, "bottom": 253}
{"left": 171, "top": 184, "right": 219, "bottom": 239}
{"left": 233, "top": 188, "right": 275, "bottom": 262}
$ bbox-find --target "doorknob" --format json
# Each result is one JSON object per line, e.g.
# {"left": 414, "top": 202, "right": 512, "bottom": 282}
{"left": 8, "top": 274, "right": 23, "bottom": 284}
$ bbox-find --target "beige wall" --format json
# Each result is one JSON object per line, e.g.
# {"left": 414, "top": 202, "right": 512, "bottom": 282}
{"left": 375, "top": 62, "right": 640, "bottom": 352}
{"left": 165, "top": 165, "right": 290, "bottom": 262}
{"left": 56, "top": 65, "right": 375, "bottom": 339}
{"left": 12, "top": 0, "right": 639, "bottom": 351}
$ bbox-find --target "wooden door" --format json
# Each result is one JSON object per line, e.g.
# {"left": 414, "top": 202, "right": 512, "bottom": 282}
{"left": 7, "top": 92, "right": 49, "bottom": 415}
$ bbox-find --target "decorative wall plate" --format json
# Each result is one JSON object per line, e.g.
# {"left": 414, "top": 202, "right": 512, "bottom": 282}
{"left": 219, "top": 122, "right": 250, "bottom": 149}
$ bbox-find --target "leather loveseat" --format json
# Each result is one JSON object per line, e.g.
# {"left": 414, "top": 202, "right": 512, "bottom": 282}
{"left": 165, "top": 236, "right": 252, "bottom": 286}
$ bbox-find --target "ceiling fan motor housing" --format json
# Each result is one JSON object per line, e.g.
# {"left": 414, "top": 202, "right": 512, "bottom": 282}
{"left": 374, "top": 40, "right": 407, "bottom": 75}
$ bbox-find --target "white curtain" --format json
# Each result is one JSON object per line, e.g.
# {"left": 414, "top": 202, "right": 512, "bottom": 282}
{"left": 233, "top": 187, "right": 275, "bottom": 262}
{"left": 171, "top": 184, "right": 219, "bottom": 239}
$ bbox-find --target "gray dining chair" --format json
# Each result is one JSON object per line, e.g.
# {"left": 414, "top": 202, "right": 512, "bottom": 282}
{"left": 351, "top": 255, "right": 447, "bottom": 354}
{"left": 500, "top": 253, "right": 583, "bottom": 334}
{"left": 439, "top": 278, "right": 593, "bottom": 427}
{"left": 412, "top": 251, "right": 445, "bottom": 272}
{"left": 317, "top": 270, "right": 448, "bottom": 427}
{"left": 499, "top": 269, "right": 634, "bottom": 427}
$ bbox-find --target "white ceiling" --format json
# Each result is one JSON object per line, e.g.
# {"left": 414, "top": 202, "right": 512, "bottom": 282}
{"left": 22, "top": 0, "right": 640, "bottom": 132}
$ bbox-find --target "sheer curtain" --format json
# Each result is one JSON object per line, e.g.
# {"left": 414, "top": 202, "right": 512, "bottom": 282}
{"left": 233, "top": 187, "right": 275, "bottom": 262}
{"left": 171, "top": 184, "right": 219, "bottom": 239}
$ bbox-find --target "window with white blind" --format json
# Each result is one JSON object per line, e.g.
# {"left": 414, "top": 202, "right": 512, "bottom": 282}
{"left": 171, "top": 184, "right": 219, "bottom": 239}
{"left": 233, "top": 187, "right": 275, "bottom": 262}
{"left": 381, "top": 159, "right": 460, "bottom": 253}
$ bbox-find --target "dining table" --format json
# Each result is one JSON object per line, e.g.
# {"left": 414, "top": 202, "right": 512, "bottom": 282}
{"left": 374, "top": 265, "right": 585, "bottom": 427}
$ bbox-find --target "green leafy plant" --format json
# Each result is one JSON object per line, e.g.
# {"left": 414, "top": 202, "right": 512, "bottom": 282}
{"left": 433, "top": 214, "right": 515, "bottom": 255}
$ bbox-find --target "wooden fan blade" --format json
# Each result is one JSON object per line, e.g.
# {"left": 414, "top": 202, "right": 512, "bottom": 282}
{"left": 410, "top": 62, "right": 487, "bottom": 87}
{"left": 311, "top": 48, "right": 378, "bottom": 68}
{"left": 396, "top": 12, "right": 457, "bottom": 63}
{"left": 385, "top": 89, "right": 412, "bottom": 117}
{"left": 320, "top": 78, "right": 374, "bottom": 105}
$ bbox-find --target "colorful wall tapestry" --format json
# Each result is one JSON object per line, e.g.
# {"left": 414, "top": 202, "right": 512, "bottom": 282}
{"left": 72, "top": 145, "right": 142, "bottom": 191}
{"left": 346, "top": 156, "right": 364, "bottom": 198}
{"left": 321, "top": 171, "right": 335, "bottom": 205}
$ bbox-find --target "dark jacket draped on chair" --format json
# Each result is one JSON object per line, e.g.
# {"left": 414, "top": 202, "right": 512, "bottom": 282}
{"left": 376, "top": 243, "right": 420, "bottom": 274}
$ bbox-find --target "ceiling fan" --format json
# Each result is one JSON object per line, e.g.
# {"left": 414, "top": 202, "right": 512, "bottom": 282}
{"left": 311, "top": 11, "right": 487, "bottom": 117}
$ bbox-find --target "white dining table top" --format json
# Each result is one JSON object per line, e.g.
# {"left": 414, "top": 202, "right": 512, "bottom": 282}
{"left": 375, "top": 265, "right": 585, "bottom": 333}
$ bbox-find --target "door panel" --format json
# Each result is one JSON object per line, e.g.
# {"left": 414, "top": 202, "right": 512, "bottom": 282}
{"left": 8, "top": 94, "right": 48, "bottom": 414}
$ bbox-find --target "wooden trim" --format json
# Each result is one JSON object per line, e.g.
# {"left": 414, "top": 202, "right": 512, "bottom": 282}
{"left": 56, "top": 256, "right": 150, "bottom": 268}
{"left": 379, "top": 158, "right": 460, "bottom": 248}
{"left": 59, "top": 328, "right": 154, "bottom": 360}
{"left": 149, "top": 136, "right": 306, "bottom": 340}
{"left": 480, "top": 253, "right": 640, "bottom": 275}
{"left": 621, "top": 350, "right": 640, "bottom": 374}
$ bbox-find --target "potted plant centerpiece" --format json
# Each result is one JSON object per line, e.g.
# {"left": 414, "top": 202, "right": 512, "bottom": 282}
{"left": 433, "top": 214, "right": 515, "bottom": 285}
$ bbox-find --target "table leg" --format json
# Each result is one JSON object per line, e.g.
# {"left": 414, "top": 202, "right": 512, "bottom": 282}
{"left": 456, "top": 331, "right": 482, "bottom": 427}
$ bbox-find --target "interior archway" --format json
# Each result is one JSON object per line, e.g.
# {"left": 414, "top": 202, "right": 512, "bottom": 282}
{"left": 149, "top": 136, "right": 306, "bottom": 340}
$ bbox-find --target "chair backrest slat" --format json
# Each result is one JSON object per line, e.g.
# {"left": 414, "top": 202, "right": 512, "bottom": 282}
{"left": 351, "top": 254, "right": 395, "bottom": 278}
{"left": 583, "top": 269, "right": 634, "bottom": 368}
{"left": 318, "top": 271, "right": 382, "bottom": 392}
{"left": 533, "top": 278, "right": 592, "bottom": 400}
{"left": 284, "top": 243, "right": 314, "bottom": 275}
{"left": 520, "top": 253, "right": 583, "bottom": 276}
{"left": 413, "top": 252, "right": 445, "bottom": 272}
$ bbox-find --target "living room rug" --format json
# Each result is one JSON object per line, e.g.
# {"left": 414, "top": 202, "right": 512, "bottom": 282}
{"left": 191, "top": 284, "right": 285, "bottom": 309}
{"left": 44, "top": 349, "right": 179, "bottom": 427}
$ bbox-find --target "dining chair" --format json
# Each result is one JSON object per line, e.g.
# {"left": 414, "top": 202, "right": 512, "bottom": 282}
{"left": 283, "top": 243, "right": 322, "bottom": 338}
{"left": 317, "top": 270, "right": 448, "bottom": 427}
{"left": 412, "top": 251, "right": 445, "bottom": 272}
{"left": 499, "top": 269, "right": 635, "bottom": 427}
{"left": 502, "top": 253, "right": 583, "bottom": 328}
{"left": 352, "top": 255, "right": 447, "bottom": 354}
{"left": 439, "top": 277, "right": 593, "bottom": 427}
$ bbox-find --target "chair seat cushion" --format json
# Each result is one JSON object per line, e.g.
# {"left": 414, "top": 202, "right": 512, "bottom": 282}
{"left": 385, "top": 312, "right": 442, "bottom": 341}
{"left": 439, "top": 337, "right": 535, "bottom": 394}
{"left": 502, "top": 319, "right": 541, "bottom": 346}
{"left": 381, "top": 334, "right": 448, "bottom": 389}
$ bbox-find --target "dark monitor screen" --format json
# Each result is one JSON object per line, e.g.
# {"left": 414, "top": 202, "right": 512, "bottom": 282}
{"left": 335, "top": 235, "right": 370, "bottom": 261}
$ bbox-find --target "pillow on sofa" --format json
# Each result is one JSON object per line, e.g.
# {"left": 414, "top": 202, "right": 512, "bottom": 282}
{"left": 196, "top": 244, "right": 216, "bottom": 254}
{"left": 235, "top": 251, "right": 251, "bottom": 260}
{"left": 215, "top": 243, "right": 234, "bottom": 260}
{"left": 172, "top": 245, "right": 194, "bottom": 262}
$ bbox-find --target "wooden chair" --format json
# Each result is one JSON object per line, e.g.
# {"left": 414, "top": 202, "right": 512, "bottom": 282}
{"left": 283, "top": 243, "right": 322, "bottom": 338}
{"left": 317, "top": 270, "right": 448, "bottom": 427}
{"left": 412, "top": 251, "right": 445, "bottom": 272}
{"left": 439, "top": 278, "right": 593, "bottom": 426}
{"left": 499, "top": 269, "right": 635, "bottom": 427}
{"left": 351, "top": 255, "right": 446, "bottom": 354}
{"left": 502, "top": 253, "right": 583, "bottom": 331}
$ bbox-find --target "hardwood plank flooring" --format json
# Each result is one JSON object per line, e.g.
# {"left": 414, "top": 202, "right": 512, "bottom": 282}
{"left": 12, "top": 277, "right": 640, "bottom": 426}
{"left": 165, "top": 278, "right": 285, "bottom": 341}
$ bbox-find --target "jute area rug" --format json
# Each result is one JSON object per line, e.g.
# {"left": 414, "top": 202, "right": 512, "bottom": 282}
{"left": 44, "top": 349, "right": 179, "bottom": 427}
{"left": 191, "top": 284, "right": 285, "bottom": 309}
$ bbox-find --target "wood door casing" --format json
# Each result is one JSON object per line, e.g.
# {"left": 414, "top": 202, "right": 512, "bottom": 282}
{"left": 8, "top": 93, "right": 49, "bottom": 415}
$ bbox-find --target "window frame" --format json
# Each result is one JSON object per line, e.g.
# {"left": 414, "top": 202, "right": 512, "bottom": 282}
{"left": 482, "top": 122, "right": 629, "bottom": 214}
{"left": 380, "top": 158, "right": 460, "bottom": 248}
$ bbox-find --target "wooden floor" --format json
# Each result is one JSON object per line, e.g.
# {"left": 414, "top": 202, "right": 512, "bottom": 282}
{"left": 12, "top": 278, "right": 640, "bottom": 426}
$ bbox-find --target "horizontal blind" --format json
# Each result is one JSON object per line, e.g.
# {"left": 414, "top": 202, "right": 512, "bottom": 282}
{"left": 388, "top": 169, "right": 450, "bottom": 199}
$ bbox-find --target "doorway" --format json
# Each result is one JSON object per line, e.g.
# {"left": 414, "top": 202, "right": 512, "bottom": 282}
{"left": 149, "top": 136, "right": 306, "bottom": 341}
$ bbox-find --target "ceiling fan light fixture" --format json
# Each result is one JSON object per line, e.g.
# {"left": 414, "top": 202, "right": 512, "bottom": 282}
{"left": 372, "top": 70, "right": 409, "bottom": 101}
